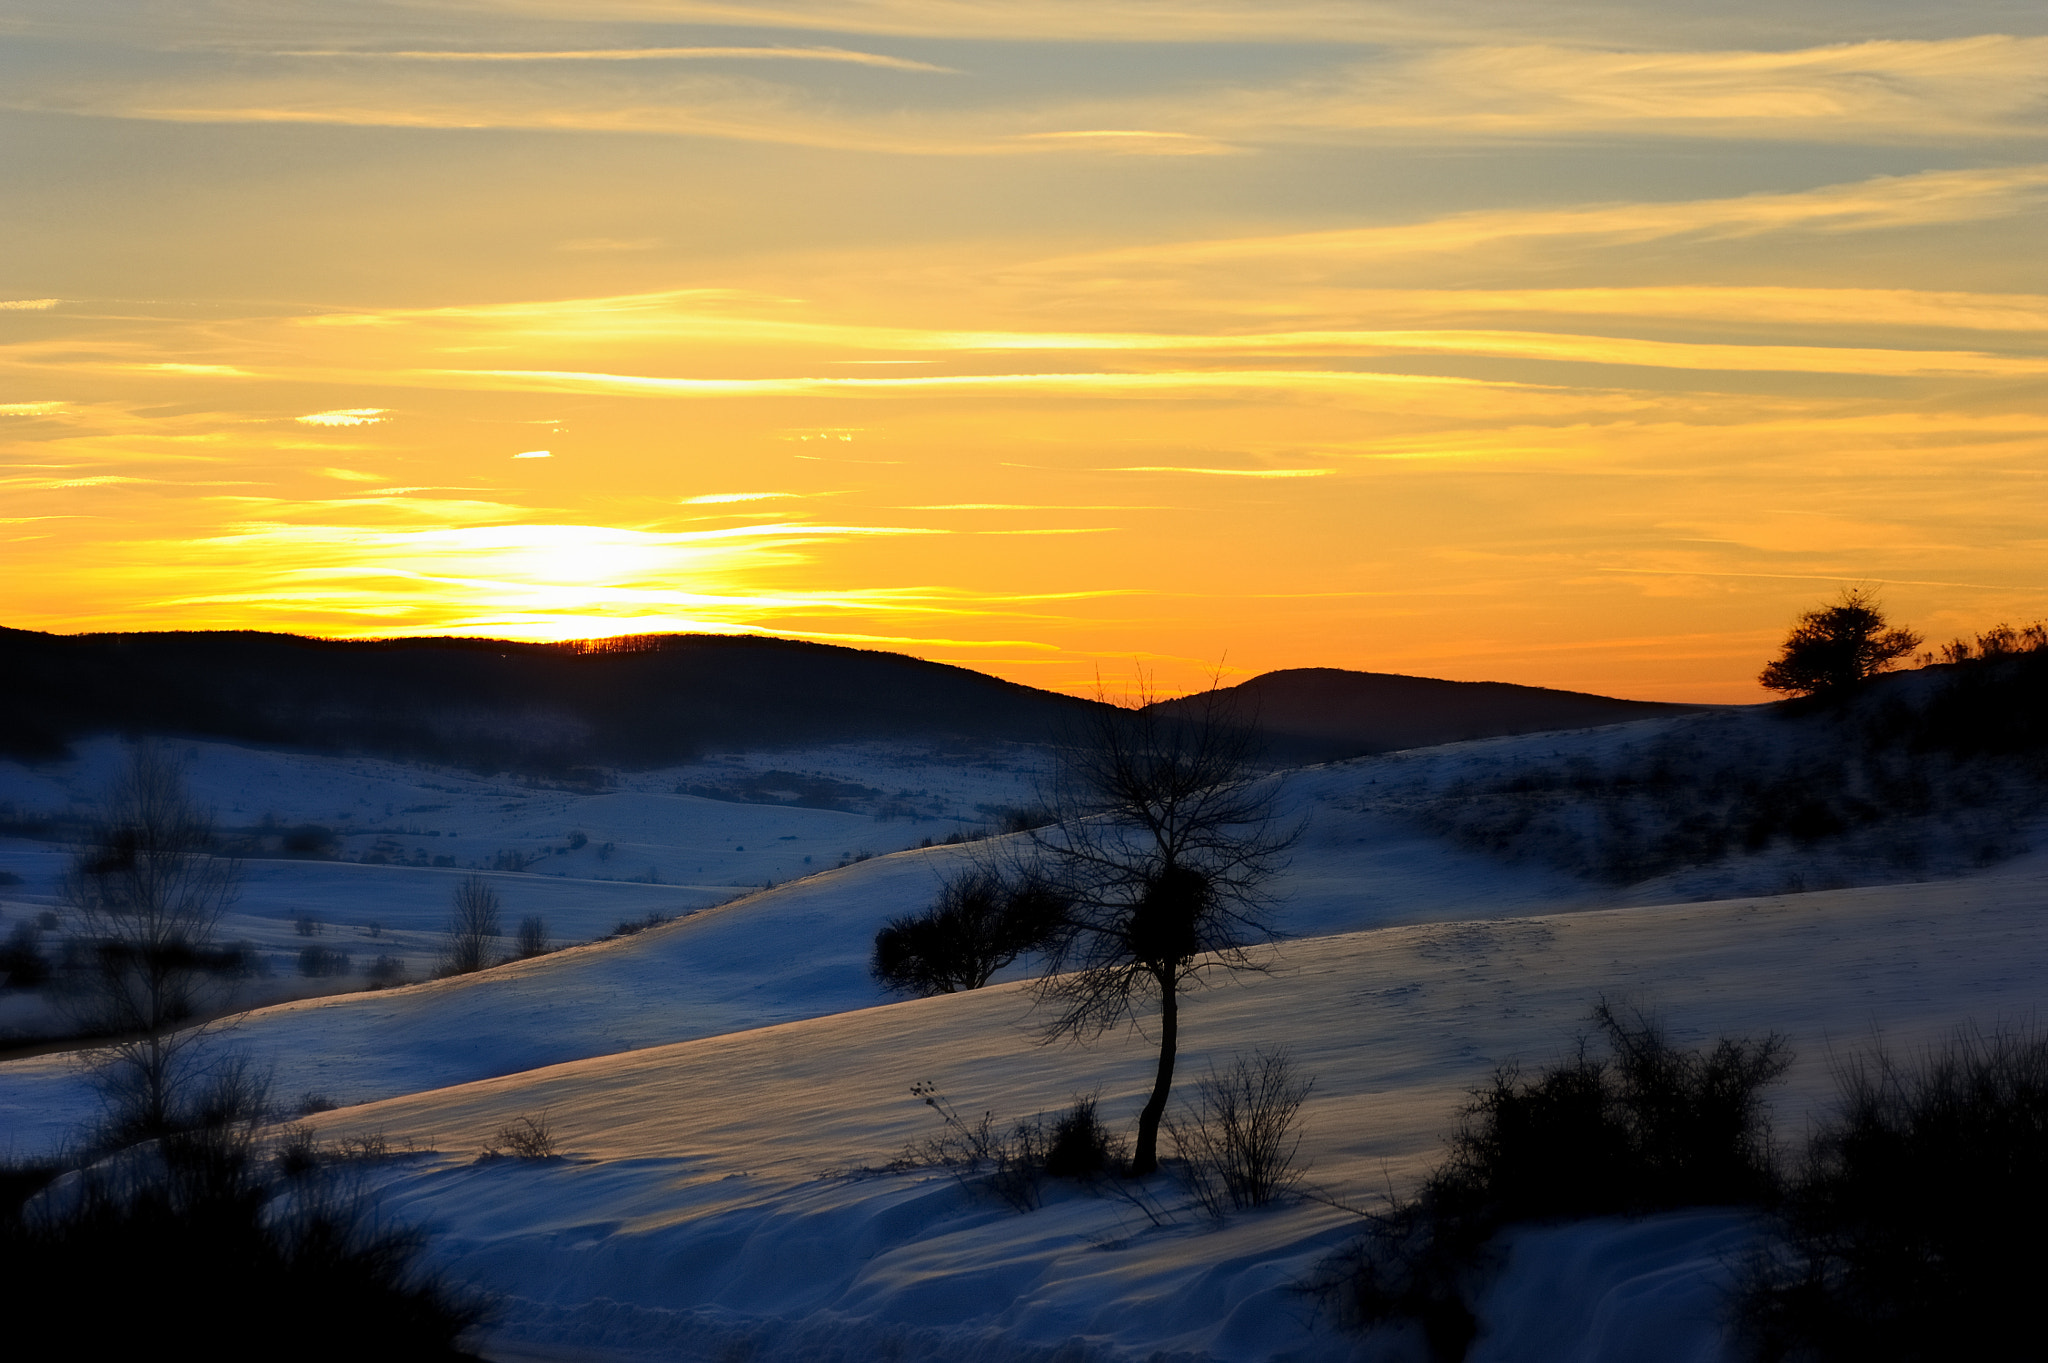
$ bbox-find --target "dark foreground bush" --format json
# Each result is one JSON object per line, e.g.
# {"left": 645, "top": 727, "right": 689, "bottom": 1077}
{"left": 1315, "top": 1003, "right": 1789, "bottom": 1362}
{"left": 901, "top": 1084, "right": 1127, "bottom": 1211}
{"left": 1742, "top": 1027, "right": 2048, "bottom": 1363}
{"left": 1043, "top": 1095, "right": 1124, "bottom": 1179}
{"left": 1, "top": 1122, "right": 486, "bottom": 1360}
{"left": 872, "top": 866, "right": 1067, "bottom": 996}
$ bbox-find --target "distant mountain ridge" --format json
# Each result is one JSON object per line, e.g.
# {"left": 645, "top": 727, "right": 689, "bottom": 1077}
{"left": 0, "top": 628, "right": 1707, "bottom": 772}
{"left": 0, "top": 628, "right": 1104, "bottom": 771}
{"left": 1155, "top": 666, "right": 1711, "bottom": 761}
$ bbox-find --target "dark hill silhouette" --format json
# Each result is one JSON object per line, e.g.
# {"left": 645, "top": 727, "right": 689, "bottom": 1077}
{"left": 1154, "top": 667, "right": 1710, "bottom": 762}
{"left": 0, "top": 628, "right": 1106, "bottom": 772}
{"left": 0, "top": 630, "right": 1706, "bottom": 773}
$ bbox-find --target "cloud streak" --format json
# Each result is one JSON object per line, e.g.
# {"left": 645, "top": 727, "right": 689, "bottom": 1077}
{"left": 276, "top": 45, "right": 953, "bottom": 72}
{"left": 1197, "top": 36, "right": 2048, "bottom": 144}
{"left": 1044, "top": 165, "right": 2048, "bottom": 273}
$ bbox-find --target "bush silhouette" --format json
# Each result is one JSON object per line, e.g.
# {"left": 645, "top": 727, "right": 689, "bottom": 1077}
{"left": 2, "top": 1077, "right": 484, "bottom": 1359}
{"left": 1167, "top": 1048, "right": 1313, "bottom": 1216}
{"left": 1043, "top": 1095, "right": 1125, "bottom": 1179}
{"left": 872, "top": 866, "right": 1066, "bottom": 996}
{"left": 1760, "top": 588, "right": 1920, "bottom": 699}
{"left": 1317, "top": 1003, "right": 1788, "bottom": 1362}
{"left": 514, "top": 915, "right": 549, "bottom": 959}
{"left": 1743, "top": 1026, "right": 2048, "bottom": 1362}
{"left": 901, "top": 1086, "right": 1129, "bottom": 1212}
{"left": 480, "top": 1113, "right": 558, "bottom": 1161}
{"left": 1, "top": 921, "right": 50, "bottom": 988}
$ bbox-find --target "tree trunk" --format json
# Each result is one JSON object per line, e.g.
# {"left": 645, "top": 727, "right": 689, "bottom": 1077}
{"left": 1131, "top": 975, "right": 1179, "bottom": 1175}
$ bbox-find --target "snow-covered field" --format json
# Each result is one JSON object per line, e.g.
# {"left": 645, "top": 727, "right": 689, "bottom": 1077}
{"left": 0, "top": 735, "right": 1057, "bottom": 1032}
{"left": 307, "top": 862, "right": 2048, "bottom": 1362}
{"left": 5, "top": 711, "right": 2046, "bottom": 1361}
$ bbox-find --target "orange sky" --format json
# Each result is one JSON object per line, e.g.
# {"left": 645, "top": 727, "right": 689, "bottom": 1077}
{"left": 6, "top": 3, "right": 2048, "bottom": 702}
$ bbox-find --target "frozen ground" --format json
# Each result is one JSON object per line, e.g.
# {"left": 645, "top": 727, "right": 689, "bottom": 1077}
{"left": 0, "top": 749, "right": 1611, "bottom": 1135}
{"left": 302, "top": 860, "right": 2048, "bottom": 1362}
{"left": 6, "top": 714, "right": 2046, "bottom": 1359}
{"left": 0, "top": 735, "right": 1056, "bottom": 1033}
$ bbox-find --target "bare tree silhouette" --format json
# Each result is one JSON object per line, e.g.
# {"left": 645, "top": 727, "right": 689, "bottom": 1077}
{"left": 61, "top": 744, "right": 240, "bottom": 1136}
{"left": 439, "top": 875, "right": 502, "bottom": 976}
{"left": 1031, "top": 679, "right": 1295, "bottom": 1175}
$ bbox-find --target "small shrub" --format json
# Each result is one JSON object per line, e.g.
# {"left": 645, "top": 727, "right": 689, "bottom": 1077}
{"left": 334, "top": 1131, "right": 394, "bottom": 1163}
{"left": 1314, "top": 1003, "right": 1789, "bottom": 1362}
{"left": 0, "top": 921, "right": 50, "bottom": 988}
{"left": 281, "top": 824, "right": 338, "bottom": 857}
{"left": 277, "top": 1122, "right": 324, "bottom": 1177}
{"left": 1742, "top": 1026, "right": 2048, "bottom": 1362}
{"left": 363, "top": 954, "right": 408, "bottom": 989}
{"left": 298, "top": 1092, "right": 338, "bottom": 1116}
{"left": 0, "top": 1155, "right": 60, "bottom": 1218}
{"left": 1045, "top": 1095, "right": 1127, "bottom": 1179}
{"left": 481, "top": 1113, "right": 558, "bottom": 1161}
{"left": 902, "top": 1085, "right": 1124, "bottom": 1212}
{"left": 1168, "top": 1049, "right": 1313, "bottom": 1217}
{"left": 514, "top": 915, "right": 550, "bottom": 959}
{"left": 293, "top": 912, "right": 321, "bottom": 937}
{"left": 91, "top": 1051, "right": 274, "bottom": 1152}
{"left": 298, "top": 945, "right": 352, "bottom": 978}
{"left": 277, "top": 1125, "right": 396, "bottom": 1178}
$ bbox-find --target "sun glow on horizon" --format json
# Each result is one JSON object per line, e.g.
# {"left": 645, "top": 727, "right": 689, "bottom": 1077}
{"left": 6, "top": 4, "right": 2048, "bottom": 702}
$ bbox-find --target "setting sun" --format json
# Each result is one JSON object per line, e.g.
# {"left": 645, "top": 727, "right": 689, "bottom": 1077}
{"left": 6, "top": 4, "right": 2047, "bottom": 700}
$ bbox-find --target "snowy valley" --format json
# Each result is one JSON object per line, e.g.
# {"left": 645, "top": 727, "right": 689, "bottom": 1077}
{"left": 3, "top": 644, "right": 2045, "bottom": 1363}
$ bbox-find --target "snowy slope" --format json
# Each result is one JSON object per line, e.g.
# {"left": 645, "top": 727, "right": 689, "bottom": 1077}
{"left": 9, "top": 712, "right": 2048, "bottom": 1360}
{"left": 0, "top": 734, "right": 1052, "bottom": 1028}
{"left": 11, "top": 701, "right": 2033, "bottom": 1137}
{"left": 284, "top": 859, "right": 2048, "bottom": 1362}
{"left": 0, "top": 750, "right": 1609, "bottom": 1142}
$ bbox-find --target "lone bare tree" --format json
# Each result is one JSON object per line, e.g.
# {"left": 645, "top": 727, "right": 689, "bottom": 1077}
{"left": 439, "top": 875, "right": 502, "bottom": 975}
{"left": 1032, "top": 679, "right": 1295, "bottom": 1175}
{"left": 1759, "top": 587, "right": 1921, "bottom": 699}
{"left": 61, "top": 743, "right": 241, "bottom": 1136}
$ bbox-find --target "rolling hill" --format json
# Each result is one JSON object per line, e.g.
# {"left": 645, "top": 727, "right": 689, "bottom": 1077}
{"left": 0, "top": 628, "right": 1708, "bottom": 773}
{"left": 1156, "top": 666, "right": 1709, "bottom": 761}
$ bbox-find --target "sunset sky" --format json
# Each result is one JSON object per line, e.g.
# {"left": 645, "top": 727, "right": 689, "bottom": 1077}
{"left": 5, "top": 1, "right": 2048, "bottom": 701}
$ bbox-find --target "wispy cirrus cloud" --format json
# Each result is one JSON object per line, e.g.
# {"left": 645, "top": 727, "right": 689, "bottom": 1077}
{"left": 420, "top": 365, "right": 1500, "bottom": 400}
{"left": 1105, "top": 466, "right": 1330, "bottom": 477}
{"left": 19, "top": 25, "right": 2044, "bottom": 155}
{"left": 1039, "top": 164, "right": 2048, "bottom": 275}
{"left": 273, "top": 44, "right": 954, "bottom": 72}
{"left": 1189, "top": 36, "right": 2048, "bottom": 144}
